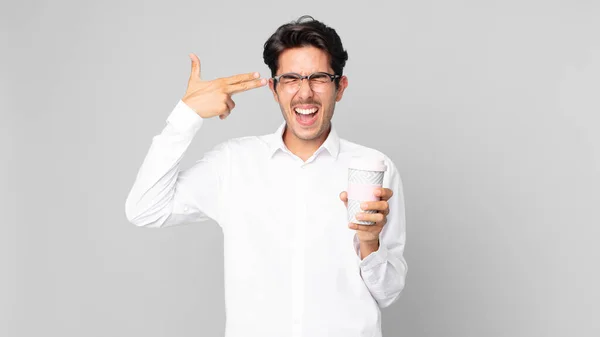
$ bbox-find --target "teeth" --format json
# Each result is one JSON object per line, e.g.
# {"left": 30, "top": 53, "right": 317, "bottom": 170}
{"left": 295, "top": 107, "right": 318, "bottom": 115}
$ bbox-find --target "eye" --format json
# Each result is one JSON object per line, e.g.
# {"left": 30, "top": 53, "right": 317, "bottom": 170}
{"left": 309, "top": 73, "right": 330, "bottom": 83}
{"left": 280, "top": 74, "right": 300, "bottom": 84}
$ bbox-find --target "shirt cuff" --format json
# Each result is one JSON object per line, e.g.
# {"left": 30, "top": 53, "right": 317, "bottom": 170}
{"left": 360, "top": 244, "right": 389, "bottom": 271}
{"left": 166, "top": 99, "right": 205, "bottom": 134}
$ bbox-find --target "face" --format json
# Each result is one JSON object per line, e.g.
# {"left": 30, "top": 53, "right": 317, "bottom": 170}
{"left": 268, "top": 46, "right": 348, "bottom": 145}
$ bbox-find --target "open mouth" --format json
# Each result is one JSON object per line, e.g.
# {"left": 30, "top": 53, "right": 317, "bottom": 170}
{"left": 294, "top": 106, "right": 319, "bottom": 126}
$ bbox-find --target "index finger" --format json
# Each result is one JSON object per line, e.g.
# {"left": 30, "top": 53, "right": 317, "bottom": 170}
{"left": 377, "top": 188, "right": 394, "bottom": 200}
{"left": 226, "top": 78, "right": 268, "bottom": 95}
{"left": 223, "top": 72, "right": 260, "bottom": 85}
{"left": 360, "top": 200, "right": 386, "bottom": 210}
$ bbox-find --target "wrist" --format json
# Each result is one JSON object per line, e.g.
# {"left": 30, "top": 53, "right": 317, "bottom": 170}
{"left": 358, "top": 239, "right": 380, "bottom": 259}
{"left": 360, "top": 239, "right": 379, "bottom": 249}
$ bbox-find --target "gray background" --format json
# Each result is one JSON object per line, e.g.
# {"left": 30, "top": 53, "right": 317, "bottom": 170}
{"left": 3, "top": 0, "right": 599, "bottom": 336}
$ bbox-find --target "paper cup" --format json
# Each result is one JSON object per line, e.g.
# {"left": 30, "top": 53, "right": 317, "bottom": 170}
{"left": 347, "top": 157, "right": 387, "bottom": 225}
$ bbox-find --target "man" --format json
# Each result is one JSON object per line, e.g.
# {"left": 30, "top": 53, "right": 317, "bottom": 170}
{"left": 125, "top": 15, "right": 407, "bottom": 337}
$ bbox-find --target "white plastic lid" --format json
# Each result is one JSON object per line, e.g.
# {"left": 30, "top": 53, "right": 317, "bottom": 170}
{"left": 349, "top": 156, "right": 387, "bottom": 172}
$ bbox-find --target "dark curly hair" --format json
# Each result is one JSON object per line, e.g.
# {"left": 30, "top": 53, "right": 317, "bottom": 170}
{"left": 263, "top": 15, "right": 348, "bottom": 89}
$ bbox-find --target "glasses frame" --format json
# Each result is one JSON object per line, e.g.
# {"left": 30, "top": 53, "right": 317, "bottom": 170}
{"left": 272, "top": 72, "right": 341, "bottom": 92}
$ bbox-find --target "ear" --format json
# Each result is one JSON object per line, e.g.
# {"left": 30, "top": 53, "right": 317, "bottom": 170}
{"left": 335, "top": 75, "right": 348, "bottom": 102}
{"left": 268, "top": 78, "right": 280, "bottom": 103}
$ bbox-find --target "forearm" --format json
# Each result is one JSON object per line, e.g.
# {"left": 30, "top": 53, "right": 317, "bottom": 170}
{"left": 356, "top": 157, "right": 408, "bottom": 308}
{"left": 358, "top": 243, "right": 407, "bottom": 308}
{"left": 359, "top": 239, "right": 380, "bottom": 260}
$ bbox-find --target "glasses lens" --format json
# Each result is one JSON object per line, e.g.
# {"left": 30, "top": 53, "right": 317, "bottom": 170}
{"left": 280, "top": 74, "right": 300, "bottom": 85}
{"left": 309, "top": 73, "right": 330, "bottom": 84}
{"left": 309, "top": 73, "right": 332, "bottom": 92}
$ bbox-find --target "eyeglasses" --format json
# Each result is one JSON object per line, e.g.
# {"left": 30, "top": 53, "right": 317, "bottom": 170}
{"left": 273, "top": 72, "right": 340, "bottom": 94}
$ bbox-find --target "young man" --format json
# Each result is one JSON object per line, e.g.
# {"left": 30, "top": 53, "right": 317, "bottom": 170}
{"left": 125, "top": 15, "right": 407, "bottom": 337}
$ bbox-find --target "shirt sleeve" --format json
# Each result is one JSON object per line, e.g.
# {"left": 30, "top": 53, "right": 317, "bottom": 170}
{"left": 124, "top": 99, "right": 229, "bottom": 228}
{"left": 353, "top": 157, "right": 408, "bottom": 308}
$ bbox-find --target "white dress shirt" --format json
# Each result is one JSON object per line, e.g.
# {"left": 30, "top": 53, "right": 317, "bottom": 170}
{"left": 125, "top": 99, "right": 408, "bottom": 337}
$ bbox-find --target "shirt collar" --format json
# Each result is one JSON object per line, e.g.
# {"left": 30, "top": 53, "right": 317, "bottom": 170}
{"left": 267, "top": 121, "right": 340, "bottom": 160}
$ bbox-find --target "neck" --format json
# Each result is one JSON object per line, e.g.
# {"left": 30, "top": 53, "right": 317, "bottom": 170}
{"left": 283, "top": 125, "right": 330, "bottom": 162}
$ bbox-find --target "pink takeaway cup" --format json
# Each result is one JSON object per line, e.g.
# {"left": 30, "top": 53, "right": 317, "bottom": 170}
{"left": 347, "top": 157, "right": 387, "bottom": 225}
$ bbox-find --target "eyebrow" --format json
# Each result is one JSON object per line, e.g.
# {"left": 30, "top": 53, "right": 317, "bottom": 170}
{"left": 280, "top": 71, "right": 330, "bottom": 75}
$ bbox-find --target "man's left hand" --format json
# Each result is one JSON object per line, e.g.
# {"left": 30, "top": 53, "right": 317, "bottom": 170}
{"left": 339, "top": 187, "right": 393, "bottom": 245}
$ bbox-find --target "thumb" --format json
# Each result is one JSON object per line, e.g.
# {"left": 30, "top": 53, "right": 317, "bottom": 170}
{"left": 189, "top": 53, "right": 201, "bottom": 80}
{"left": 339, "top": 191, "right": 348, "bottom": 207}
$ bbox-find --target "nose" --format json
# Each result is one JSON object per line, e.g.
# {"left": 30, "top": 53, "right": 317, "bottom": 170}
{"left": 295, "top": 77, "right": 314, "bottom": 100}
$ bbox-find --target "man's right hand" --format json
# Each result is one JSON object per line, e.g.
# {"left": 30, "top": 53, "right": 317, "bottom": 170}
{"left": 182, "top": 53, "right": 268, "bottom": 120}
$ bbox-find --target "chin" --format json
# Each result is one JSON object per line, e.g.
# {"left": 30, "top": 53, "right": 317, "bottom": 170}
{"left": 294, "top": 122, "right": 325, "bottom": 141}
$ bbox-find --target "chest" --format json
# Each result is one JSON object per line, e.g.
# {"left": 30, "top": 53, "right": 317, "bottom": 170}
{"left": 221, "top": 158, "right": 352, "bottom": 251}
